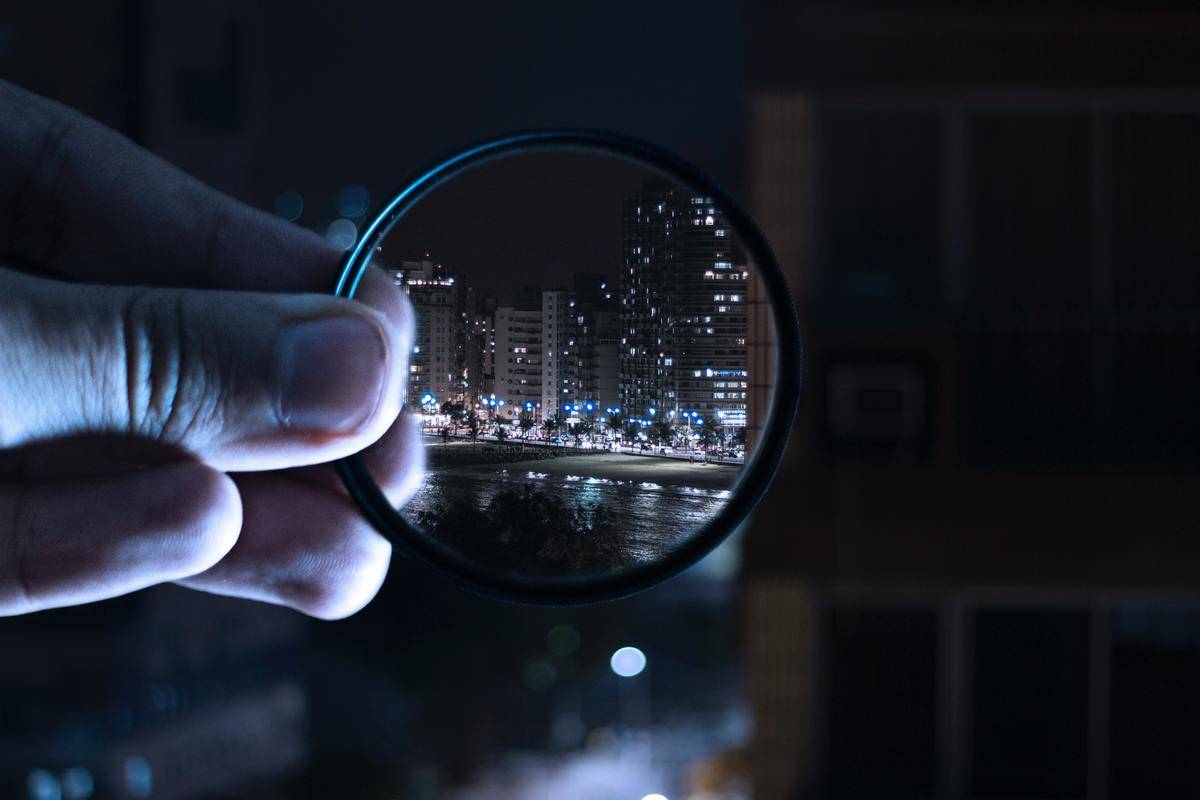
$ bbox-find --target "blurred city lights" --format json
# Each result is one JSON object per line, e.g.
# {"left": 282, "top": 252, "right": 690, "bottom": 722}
{"left": 336, "top": 184, "right": 371, "bottom": 218}
{"left": 61, "top": 768, "right": 93, "bottom": 800}
{"left": 547, "top": 623, "right": 581, "bottom": 656}
{"left": 610, "top": 646, "right": 647, "bottom": 677}
{"left": 123, "top": 757, "right": 152, "bottom": 799}
{"left": 523, "top": 659, "right": 558, "bottom": 692}
{"left": 25, "top": 770, "right": 59, "bottom": 800}
{"left": 324, "top": 217, "right": 358, "bottom": 250}
{"left": 272, "top": 189, "right": 304, "bottom": 222}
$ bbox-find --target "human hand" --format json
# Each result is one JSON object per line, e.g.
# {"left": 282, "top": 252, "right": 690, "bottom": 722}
{"left": 0, "top": 81, "right": 423, "bottom": 618}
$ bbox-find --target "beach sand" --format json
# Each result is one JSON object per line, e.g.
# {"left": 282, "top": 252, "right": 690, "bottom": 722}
{"left": 427, "top": 446, "right": 741, "bottom": 491}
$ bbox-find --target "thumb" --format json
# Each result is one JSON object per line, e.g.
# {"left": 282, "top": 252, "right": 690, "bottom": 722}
{"left": 0, "top": 266, "right": 408, "bottom": 471}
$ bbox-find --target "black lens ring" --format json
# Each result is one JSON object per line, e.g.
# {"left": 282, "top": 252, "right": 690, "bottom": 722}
{"left": 334, "top": 130, "right": 801, "bottom": 605}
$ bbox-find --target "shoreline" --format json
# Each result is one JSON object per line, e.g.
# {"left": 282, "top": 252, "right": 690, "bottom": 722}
{"left": 424, "top": 447, "right": 741, "bottom": 491}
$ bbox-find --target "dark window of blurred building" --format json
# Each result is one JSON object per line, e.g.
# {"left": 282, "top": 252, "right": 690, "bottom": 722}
{"left": 1112, "top": 114, "right": 1200, "bottom": 462}
{"left": 965, "top": 327, "right": 1096, "bottom": 462}
{"left": 817, "top": 111, "right": 943, "bottom": 311}
{"left": 970, "top": 114, "right": 1094, "bottom": 308}
{"left": 1110, "top": 606, "right": 1200, "bottom": 798}
{"left": 970, "top": 609, "right": 1090, "bottom": 799}
{"left": 966, "top": 114, "right": 1096, "bottom": 463}
{"left": 825, "top": 605, "right": 938, "bottom": 799}
{"left": 1114, "top": 115, "right": 1200, "bottom": 308}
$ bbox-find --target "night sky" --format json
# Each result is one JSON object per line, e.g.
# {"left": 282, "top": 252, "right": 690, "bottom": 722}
{"left": 381, "top": 152, "right": 659, "bottom": 298}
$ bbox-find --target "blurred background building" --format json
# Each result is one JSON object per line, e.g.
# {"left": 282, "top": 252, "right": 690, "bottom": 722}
{"left": 745, "top": 2, "right": 1200, "bottom": 798}
{"left": 3, "top": 0, "right": 1200, "bottom": 798}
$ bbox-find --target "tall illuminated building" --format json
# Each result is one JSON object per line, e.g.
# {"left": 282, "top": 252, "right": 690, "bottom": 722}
{"left": 493, "top": 288, "right": 543, "bottom": 418}
{"left": 619, "top": 180, "right": 749, "bottom": 423}
{"left": 390, "top": 257, "right": 461, "bottom": 409}
{"left": 542, "top": 274, "right": 620, "bottom": 416}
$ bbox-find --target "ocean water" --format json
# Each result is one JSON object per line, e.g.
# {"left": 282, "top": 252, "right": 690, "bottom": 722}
{"left": 400, "top": 462, "right": 734, "bottom": 562}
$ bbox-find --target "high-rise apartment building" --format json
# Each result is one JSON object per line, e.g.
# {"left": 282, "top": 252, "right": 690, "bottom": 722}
{"left": 620, "top": 181, "right": 749, "bottom": 423}
{"left": 391, "top": 258, "right": 460, "bottom": 409}
{"left": 542, "top": 274, "right": 621, "bottom": 416}
{"left": 493, "top": 294, "right": 543, "bottom": 419}
{"left": 542, "top": 290, "right": 577, "bottom": 414}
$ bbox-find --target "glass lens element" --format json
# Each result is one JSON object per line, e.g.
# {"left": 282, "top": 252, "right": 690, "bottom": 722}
{"left": 361, "top": 150, "right": 778, "bottom": 581}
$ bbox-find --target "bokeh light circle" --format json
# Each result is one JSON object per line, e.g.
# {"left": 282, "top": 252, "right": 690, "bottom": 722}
{"left": 609, "top": 645, "right": 646, "bottom": 677}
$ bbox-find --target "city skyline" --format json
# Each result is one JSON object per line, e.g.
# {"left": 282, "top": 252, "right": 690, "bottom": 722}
{"left": 387, "top": 176, "right": 755, "bottom": 432}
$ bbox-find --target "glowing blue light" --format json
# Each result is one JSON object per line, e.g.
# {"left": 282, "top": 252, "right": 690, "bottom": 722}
{"left": 584, "top": 402, "right": 594, "bottom": 412}
{"left": 421, "top": 392, "right": 436, "bottom": 405}
{"left": 691, "top": 411, "right": 700, "bottom": 418}
{"left": 61, "top": 767, "right": 93, "bottom": 800}
{"left": 325, "top": 218, "right": 358, "bottom": 251}
{"left": 336, "top": 184, "right": 371, "bottom": 218}
{"left": 610, "top": 646, "right": 647, "bottom": 678}
{"left": 272, "top": 190, "right": 304, "bottom": 222}
{"left": 26, "top": 770, "right": 60, "bottom": 800}
{"left": 123, "top": 757, "right": 152, "bottom": 799}
{"left": 648, "top": 408, "right": 656, "bottom": 416}
{"left": 563, "top": 403, "right": 572, "bottom": 411}
{"left": 525, "top": 401, "right": 533, "bottom": 410}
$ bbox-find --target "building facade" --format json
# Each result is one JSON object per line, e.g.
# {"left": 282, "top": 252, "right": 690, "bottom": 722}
{"left": 542, "top": 290, "right": 577, "bottom": 415}
{"left": 391, "top": 258, "right": 461, "bottom": 409}
{"left": 619, "top": 180, "right": 749, "bottom": 423}
{"left": 493, "top": 301, "right": 543, "bottom": 419}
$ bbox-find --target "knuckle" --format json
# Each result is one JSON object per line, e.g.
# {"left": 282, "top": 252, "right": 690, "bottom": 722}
{"left": 121, "top": 290, "right": 224, "bottom": 445}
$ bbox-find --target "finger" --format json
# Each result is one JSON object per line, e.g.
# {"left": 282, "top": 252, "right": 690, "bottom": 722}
{"left": 0, "top": 80, "right": 343, "bottom": 292}
{"left": 175, "top": 472, "right": 391, "bottom": 620}
{"left": 286, "top": 407, "right": 424, "bottom": 501}
{"left": 0, "top": 267, "right": 408, "bottom": 472}
{"left": 0, "top": 462, "right": 241, "bottom": 616}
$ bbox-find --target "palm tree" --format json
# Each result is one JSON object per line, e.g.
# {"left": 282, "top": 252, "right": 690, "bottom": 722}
{"left": 650, "top": 420, "right": 676, "bottom": 448}
{"left": 517, "top": 409, "right": 536, "bottom": 439}
{"left": 606, "top": 411, "right": 625, "bottom": 438}
{"left": 543, "top": 410, "right": 567, "bottom": 439}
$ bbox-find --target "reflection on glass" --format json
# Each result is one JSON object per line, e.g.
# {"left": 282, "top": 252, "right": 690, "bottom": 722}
{"left": 366, "top": 152, "right": 775, "bottom": 577}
